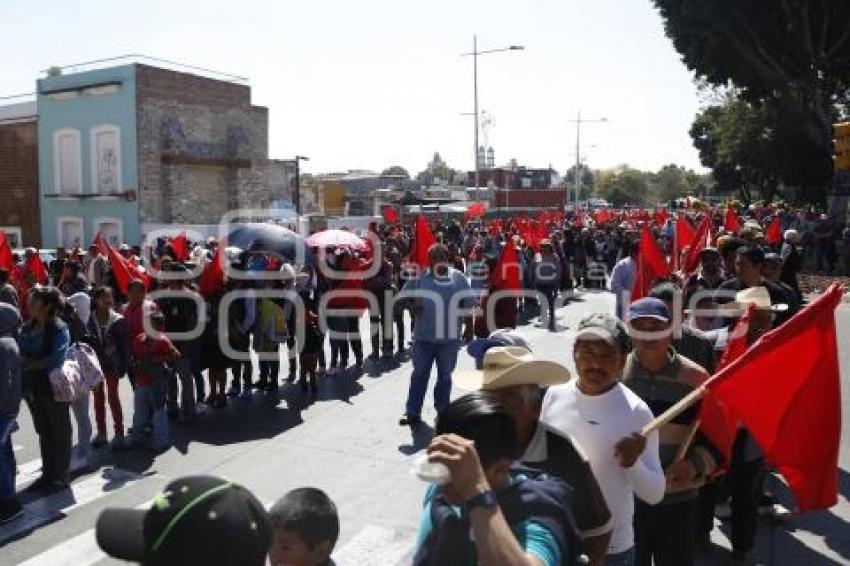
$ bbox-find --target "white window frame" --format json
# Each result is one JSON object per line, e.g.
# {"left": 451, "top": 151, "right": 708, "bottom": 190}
{"left": 53, "top": 128, "right": 83, "bottom": 195}
{"left": 93, "top": 216, "right": 124, "bottom": 246}
{"left": 90, "top": 124, "right": 122, "bottom": 195}
{"left": 0, "top": 226, "right": 23, "bottom": 248}
{"left": 55, "top": 216, "right": 84, "bottom": 249}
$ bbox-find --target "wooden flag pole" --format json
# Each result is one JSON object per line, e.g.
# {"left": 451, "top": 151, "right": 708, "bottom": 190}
{"left": 673, "top": 418, "right": 702, "bottom": 463}
{"left": 640, "top": 385, "right": 707, "bottom": 437}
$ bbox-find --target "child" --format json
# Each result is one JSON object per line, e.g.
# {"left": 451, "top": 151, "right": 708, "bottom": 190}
{"left": 299, "top": 310, "right": 324, "bottom": 395}
{"left": 129, "top": 311, "right": 179, "bottom": 452}
{"left": 269, "top": 488, "right": 339, "bottom": 566}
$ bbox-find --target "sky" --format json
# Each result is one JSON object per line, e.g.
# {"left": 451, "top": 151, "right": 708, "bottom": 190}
{"left": 1, "top": 0, "right": 706, "bottom": 177}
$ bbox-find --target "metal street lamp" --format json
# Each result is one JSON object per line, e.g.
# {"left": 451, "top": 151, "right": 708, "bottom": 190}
{"left": 293, "top": 155, "right": 309, "bottom": 215}
{"left": 462, "top": 36, "right": 524, "bottom": 196}
{"left": 569, "top": 113, "right": 608, "bottom": 210}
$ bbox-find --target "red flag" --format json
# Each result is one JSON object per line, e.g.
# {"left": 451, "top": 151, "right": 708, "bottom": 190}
{"left": 490, "top": 242, "right": 522, "bottom": 295}
{"left": 382, "top": 206, "right": 398, "bottom": 224}
{"left": 93, "top": 233, "right": 109, "bottom": 256}
{"left": 24, "top": 253, "right": 48, "bottom": 285}
{"left": 595, "top": 209, "right": 611, "bottom": 225}
{"left": 410, "top": 215, "right": 436, "bottom": 269}
{"left": 0, "top": 232, "right": 13, "bottom": 273}
{"left": 630, "top": 226, "right": 671, "bottom": 301}
{"left": 702, "top": 285, "right": 844, "bottom": 511}
{"left": 766, "top": 217, "right": 782, "bottom": 245}
{"left": 199, "top": 244, "right": 225, "bottom": 298}
{"left": 681, "top": 215, "right": 712, "bottom": 277}
{"left": 675, "top": 214, "right": 696, "bottom": 249}
{"left": 171, "top": 232, "right": 190, "bottom": 261}
{"left": 724, "top": 205, "right": 740, "bottom": 234}
{"left": 654, "top": 209, "right": 670, "bottom": 227}
{"left": 103, "top": 239, "right": 150, "bottom": 294}
{"left": 466, "top": 201, "right": 487, "bottom": 220}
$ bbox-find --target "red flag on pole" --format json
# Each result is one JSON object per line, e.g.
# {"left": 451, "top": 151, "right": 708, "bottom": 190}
{"left": 681, "top": 215, "right": 713, "bottom": 277}
{"left": 630, "top": 226, "right": 671, "bottom": 301}
{"left": 766, "top": 217, "right": 782, "bottom": 245}
{"left": 24, "top": 253, "right": 48, "bottom": 285}
{"left": 701, "top": 285, "right": 844, "bottom": 511}
{"left": 382, "top": 206, "right": 398, "bottom": 224}
{"left": 99, "top": 234, "right": 150, "bottom": 294}
{"left": 654, "top": 209, "right": 670, "bottom": 227}
{"left": 171, "top": 232, "right": 190, "bottom": 261}
{"left": 465, "top": 201, "right": 487, "bottom": 220}
{"left": 410, "top": 215, "right": 436, "bottom": 269}
{"left": 0, "top": 232, "right": 14, "bottom": 273}
{"left": 199, "top": 244, "right": 225, "bottom": 298}
{"left": 724, "top": 205, "right": 740, "bottom": 234}
{"left": 675, "top": 214, "right": 696, "bottom": 249}
{"left": 490, "top": 241, "right": 522, "bottom": 295}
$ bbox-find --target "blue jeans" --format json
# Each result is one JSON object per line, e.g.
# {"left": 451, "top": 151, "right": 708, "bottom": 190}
{"left": 537, "top": 286, "right": 557, "bottom": 330}
{"left": 405, "top": 340, "right": 460, "bottom": 418}
{"left": 605, "top": 546, "right": 635, "bottom": 566}
{"left": 0, "top": 416, "right": 17, "bottom": 505}
{"left": 131, "top": 378, "right": 169, "bottom": 449}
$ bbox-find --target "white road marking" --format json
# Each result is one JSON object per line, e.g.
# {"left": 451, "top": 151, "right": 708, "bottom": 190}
{"left": 1, "top": 467, "right": 145, "bottom": 546}
{"left": 333, "top": 524, "right": 413, "bottom": 566}
{"left": 15, "top": 455, "right": 91, "bottom": 490}
{"left": 17, "top": 499, "right": 155, "bottom": 566}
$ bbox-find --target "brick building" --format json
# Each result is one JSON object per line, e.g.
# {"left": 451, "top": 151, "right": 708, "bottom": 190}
{"left": 0, "top": 101, "right": 40, "bottom": 247}
{"left": 37, "top": 60, "right": 295, "bottom": 248}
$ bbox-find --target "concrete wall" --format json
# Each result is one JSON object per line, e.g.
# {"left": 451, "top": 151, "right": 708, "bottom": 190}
{"left": 135, "top": 65, "right": 273, "bottom": 225}
{"left": 0, "top": 118, "right": 41, "bottom": 246}
{"left": 37, "top": 65, "right": 140, "bottom": 247}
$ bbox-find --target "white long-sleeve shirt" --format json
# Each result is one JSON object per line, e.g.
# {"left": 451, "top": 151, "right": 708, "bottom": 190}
{"left": 540, "top": 381, "right": 665, "bottom": 555}
{"left": 609, "top": 256, "right": 636, "bottom": 319}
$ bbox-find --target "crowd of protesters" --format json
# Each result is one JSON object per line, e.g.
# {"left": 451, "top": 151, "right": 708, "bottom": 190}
{"left": 0, "top": 199, "right": 844, "bottom": 565}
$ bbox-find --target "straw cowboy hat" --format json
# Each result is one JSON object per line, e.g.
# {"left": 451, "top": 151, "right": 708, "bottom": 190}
{"left": 454, "top": 346, "right": 570, "bottom": 391}
{"left": 724, "top": 286, "right": 788, "bottom": 314}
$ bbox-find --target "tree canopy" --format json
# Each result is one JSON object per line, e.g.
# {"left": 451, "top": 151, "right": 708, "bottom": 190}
{"left": 381, "top": 166, "right": 410, "bottom": 179}
{"left": 654, "top": 0, "right": 850, "bottom": 203}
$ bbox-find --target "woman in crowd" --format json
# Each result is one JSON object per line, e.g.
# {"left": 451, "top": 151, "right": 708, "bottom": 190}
{"left": 20, "top": 286, "right": 72, "bottom": 492}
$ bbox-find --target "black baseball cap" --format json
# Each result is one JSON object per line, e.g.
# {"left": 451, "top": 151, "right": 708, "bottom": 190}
{"left": 96, "top": 475, "right": 271, "bottom": 566}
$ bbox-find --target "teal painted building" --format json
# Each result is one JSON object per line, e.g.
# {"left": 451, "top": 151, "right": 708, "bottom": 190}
{"left": 37, "top": 65, "right": 140, "bottom": 248}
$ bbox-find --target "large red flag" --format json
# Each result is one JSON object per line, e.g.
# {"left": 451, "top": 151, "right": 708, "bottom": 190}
{"left": 199, "top": 244, "right": 225, "bottom": 298}
{"left": 410, "top": 215, "right": 436, "bottom": 270}
{"left": 675, "top": 214, "right": 696, "bottom": 249}
{"left": 702, "top": 285, "right": 844, "bottom": 511}
{"left": 724, "top": 205, "right": 740, "bottom": 234}
{"left": 765, "top": 217, "right": 782, "bottom": 245}
{"left": 680, "top": 214, "right": 713, "bottom": 277}
{"left": 630, "top": 226, "right": 671, "bottom": 301}
{"left": 171, "top": 232, "right": 190, "bottom": 261}
{"left": 0, "top": 232, "right": 14, "bottom": 273}
{"left": 490, "top": 242, "right": 522, "bottom": 295}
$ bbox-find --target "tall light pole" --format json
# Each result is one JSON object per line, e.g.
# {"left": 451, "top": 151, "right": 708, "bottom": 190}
{"left": 462, "top": 36, "right": 524, "bottom": 196}
{"left": 293, "top": 155, "right": 309, "bottom": 216}
{"left": 569, "top": 113, "right": 607, "bottom": 209}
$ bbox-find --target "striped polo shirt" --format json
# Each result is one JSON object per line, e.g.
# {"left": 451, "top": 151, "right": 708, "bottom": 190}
{"left": 623, "top": 349, "right": 717, "bottom": 504}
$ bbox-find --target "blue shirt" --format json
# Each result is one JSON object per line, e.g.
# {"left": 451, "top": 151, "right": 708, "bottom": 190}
{"left": 403, "top": 268, "right": 474, "bottom": 343}
{"left": 414, "top": 476, "right": 562, "bottom": 566}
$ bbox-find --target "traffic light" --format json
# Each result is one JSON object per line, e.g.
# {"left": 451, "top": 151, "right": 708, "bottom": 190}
{"left": 833, "top": 122, "right": 850, "bottom": 171}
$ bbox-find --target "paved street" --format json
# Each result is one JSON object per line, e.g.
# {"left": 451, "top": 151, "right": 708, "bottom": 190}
{"left": 2, "top": 290, "right": 849, "bottom": 565}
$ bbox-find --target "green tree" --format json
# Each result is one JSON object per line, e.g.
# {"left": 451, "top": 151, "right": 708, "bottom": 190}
{"left": 650, "top": 164, "right": 691, "bottom": 203}
{"left": 654, "top": 0, "right": 850, "bottom": 203}
{"left": 381, "top": 166, "right": 410, "bottom": 179}
{"left": 564, "top": 165, "right": 595, "bottom": 200}
{"left": 597, "top": 168, "right": 650, "bottom": 206}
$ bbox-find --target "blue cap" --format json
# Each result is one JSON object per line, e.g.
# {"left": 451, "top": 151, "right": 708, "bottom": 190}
{"left": 627, "top": 297, "right": 671, "bottom": 323}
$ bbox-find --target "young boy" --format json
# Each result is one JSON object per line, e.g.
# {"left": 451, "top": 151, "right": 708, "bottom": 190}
{"left": 269, "top": 487, "right": 339, "bottom": 566}
{"left": 129, "top": 311, "right": 179, "bottom": 452}
{"left": 299, "top": 310, "right": 324, "bottom": 395}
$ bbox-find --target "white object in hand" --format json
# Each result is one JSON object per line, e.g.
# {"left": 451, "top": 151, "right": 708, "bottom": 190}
{"left": 412, "top": 454, "right": 451, "bottom": 485}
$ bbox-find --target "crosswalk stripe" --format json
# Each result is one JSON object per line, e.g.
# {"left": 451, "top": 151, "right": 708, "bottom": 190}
{"left": 0, "top": 467, "right": 146, "bottom": 546}
{"left": 332, "top": 524, "right": 413, "bottom": 566}
{"left": 15, "top": 455, "right": 93, "bottom": 491}
{"left": 17, "top": 499, "right": 155, "bottom": 566}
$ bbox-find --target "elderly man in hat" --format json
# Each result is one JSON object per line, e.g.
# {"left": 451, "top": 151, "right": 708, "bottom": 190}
{"left": 623, "top": 298, "right": 718, "bottom": 566}
{"left": 455, "top": 330, "right": 614, "bottom": 565}
{"left": 544, "top": 314, "right": 665, "bottom": 564}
